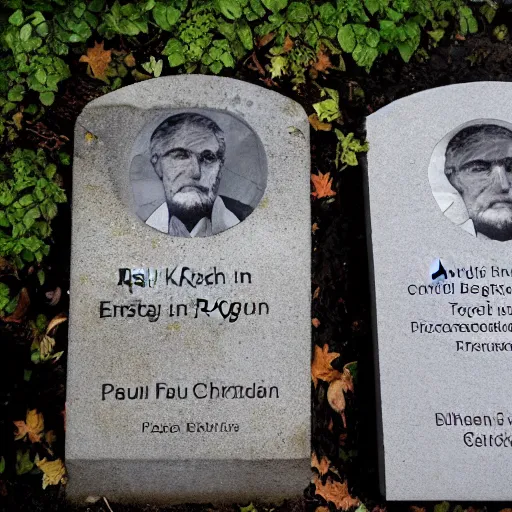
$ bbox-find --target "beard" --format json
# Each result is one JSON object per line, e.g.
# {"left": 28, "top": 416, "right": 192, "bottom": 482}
{"left": 473, "top": 206, "right": 512, "bottom": 241}
{"left": 165, "top": 176, "right": 221, "bottom": 230}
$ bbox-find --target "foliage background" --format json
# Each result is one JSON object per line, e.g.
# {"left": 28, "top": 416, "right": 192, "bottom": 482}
{"left": 2, "top": 0, "right": 512, "bottom": 511}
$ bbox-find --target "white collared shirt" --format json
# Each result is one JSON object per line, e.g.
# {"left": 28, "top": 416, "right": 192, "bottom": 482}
{"left": 145, "top": 196, "right": 240, "bottom": 237}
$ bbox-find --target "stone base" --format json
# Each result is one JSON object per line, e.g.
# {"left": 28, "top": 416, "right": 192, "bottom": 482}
{"left": 66, "top": 458, "right": 310, "bottom": 504}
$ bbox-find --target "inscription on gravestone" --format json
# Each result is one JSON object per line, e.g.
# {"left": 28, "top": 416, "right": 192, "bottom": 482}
{"left": 366, "top": 82, "right": 512, "bottom": 500}
{"left": 66, "top": 76, "right": 311, "bottom": 503}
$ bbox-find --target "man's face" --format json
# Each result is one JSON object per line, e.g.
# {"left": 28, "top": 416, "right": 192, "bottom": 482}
{"left": 448, "top": 133, "right": 512, "bottom": 241}
{"left": 151, "top": 123, "right": 223, "bottom": 220}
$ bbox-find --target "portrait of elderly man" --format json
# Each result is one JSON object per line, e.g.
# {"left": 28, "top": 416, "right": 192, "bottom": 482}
{"left": 145, "top": 113, "right": 254, "bottom": 237}
{"left": 443, "top": 123, "right": 512, "bottom": 241}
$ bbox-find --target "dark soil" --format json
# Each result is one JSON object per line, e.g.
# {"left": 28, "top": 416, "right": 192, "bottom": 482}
{"left": 3, "top": 9, "right": 512, "bottom": 512}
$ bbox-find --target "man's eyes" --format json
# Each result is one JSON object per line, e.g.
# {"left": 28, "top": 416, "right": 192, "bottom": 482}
{"left": 166, "top": 149, "right": 218, "bottom": 163}
{"left": 199, "top": 151, "right": 218, "bottom": 164}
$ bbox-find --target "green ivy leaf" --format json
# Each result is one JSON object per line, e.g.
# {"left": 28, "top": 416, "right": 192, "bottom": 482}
{"left": 218, "top": 0, "right": 242, "bottom": 19}
{"left": 366, "top": 27, "right": 380, "bottom": 48}
{"left": 162, "top": 39, "right": 186, "bottom": 67}
{"left": 261, "top": 0, "right": 288, "bottom": 14}
{"left": 8, "top": 85, "right": 25, "bottom": 102}
{"left": 286, "top": 2, "right": 311, "bottom": 22}
{"left": 40, "top": 91, "right": 55, "bottom": 106}
{"left": 16, "top": 450, "right": 33, "bottom": 476}
{"left": 9, "top": 9, "right": 24, "bottom": 27}
{"left": 338, "top": 25, "right": 356, "bottom": 53}
{"left": 20, "top": 24, "right": 33, "bottom": 41}
{"left": 236, "top": 20, "right": 253, "bottom": 50}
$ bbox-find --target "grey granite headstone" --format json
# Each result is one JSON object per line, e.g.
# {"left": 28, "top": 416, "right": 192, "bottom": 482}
{"left": 366, "top": 82, "right": 512, "bottom": 500}
{"left": 66, "top": 75, "right": 311, "bottom": 504}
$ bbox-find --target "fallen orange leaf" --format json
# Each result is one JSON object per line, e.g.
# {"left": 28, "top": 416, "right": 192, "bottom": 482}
{"left": 79, "top": 41, "right": 112, "bottom": 81}
{"left": 258, "top": 32, "right": 275, "bottom": 47}
{"left": 311, "top": 452, "right": 330, "bottom": 476}
{"left": 311, "top": 172, "right": 336, "bottom": 199}
{"left": 312, "top": 222, "right": 319, "bottom": 233}
{"left": 309, "top": 114, "right": 332, "bottom": 132}
{"left": 313, "top": 475, "right": 360, "bottom": 510}
{"left": 313, "top": 50, "right": 333, "bottom": 73}
{"left": 14, "top": 409, "right": 44, "bottom": 443}
{"left": 313, "top": 286, "right": 320, "bottom": 299}
{"left": 312, "top": 318, "right": 321, "bottom": 328}
{"left": 46, "top": 312, "right": 67, "bottom": 335}
{"left": 283, "top": 35, "right": 294, "bottom": 53}
{"left": 312, "top": 344, "right": 342, "bottom": 388}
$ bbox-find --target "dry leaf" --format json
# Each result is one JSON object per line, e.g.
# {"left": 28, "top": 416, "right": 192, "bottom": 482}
{"left": 327, "top": 418, "right": 334, "bottom": 432}
{"left": 14, "top": 409, "right": 44, "bottom": 443}
{"left": 283, "top": 35, "right": 294, "bottom": 53}
{"left": 313, "top": 50, "right": 333, "bottom": 73}
{"left": 312, "top": 223, "right": 319, "bottom": 233}
{"left": 312, "top": 344, "right": 342, "bottom": 388}
{"left": 312, "top": 318, "right": 321, "bottom": 328}
{"left": 311, "top": 452, "right": 330, "bottom": 476}
{"left": 316, "top": 507, "right": 330, "bottom": 512}
{"left": 40, "top": 335, "right": 55, "bottom": 360}
{"left": 313, "top": 286, "right": 320, "bottom": 299}
{"left": 328, "top": 368, "right": 354, "bottom": 427}
{"left": 36, "top": 458, "right": 67, "bottom": 489}
{"left": 258, "top": 32, "right": 275, "bottom": 47}
{"left": 309, "top": 114, "right": 332, "bottom": 132}
{"left": 311, "top": 172, "right": 336, "bottom": 199}
{"left": 3, "top": 288, "right": 30, "bottom": 323}
{"left": 328, "top": 380, "right": 347, "bottom": 427}
{"left": 46, "top": 313, "right": 67, "bottom": 335}
{"left": 410, "top": 507, "right": 425, "bottom": 512}
{"left": 13, "top": 111, "right": 23, "bottom": 130}
{"left": 79, "top": 41, "right": 112, "bottom": 81}
{"left": 45, "top": 430, "right": 56, "bottom": 445}
{"left": 124, "top": 53, "right": 136, "bottom": 67}
{"left": 313, "top": 475, "right": 359, "bottom": 510}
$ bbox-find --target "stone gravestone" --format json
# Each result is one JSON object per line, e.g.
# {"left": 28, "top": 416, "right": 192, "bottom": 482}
{"left": 66, "top": 75, "right": 311, "bottom": 503}
{"left": 366, "top": 82, "right": 512, "bottom": 500}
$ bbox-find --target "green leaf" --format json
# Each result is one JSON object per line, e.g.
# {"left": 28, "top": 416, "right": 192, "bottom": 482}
{"left": 428, "top": 28, "right": 444, "bottom": 42}
{"left": 434, "top": 503, "right": 450, "bottom": 512}
{"left": 249, "top": 0, "right": 266, "bottom": 17}
{"left": 8, "top": 85, "right": 25, "bottom": 102}
{"left": 37, "top": 269, "right": 45, "bottom": 285}
{"left": 338, "top": 25, "right": 356, "bottom": 53}
{"left": 24, "top": 369, "right": 32, "bottom": 381}
{"left": 9, "top": 9, "right": 24, "bottom": 27}
{"left": 0, "top": 283, "right": 9, "bottom": 297}
{"left": 0, "top": 456, "right": 5, "bottom": 474}
{"left": 20, "top": 24, "right": 32, "bottom": 41}
{"left": 36, "top": 21, "right": 49, "bottom": 37}
{"left": 237, "top": 20, "right": 253, "bottom": 50}
{"left": 40, "top": 92, "right": 55, "bottom": 106}
{"left": 88, "top": 0, "right": 105, "bottom": 12}
{"left": 261, "top": 0, "right": 288, "bottom": 14}
{"left": 366, "top": 27, "right": 380, "bottom": 48}
{"left": 35, "top": 68, "right": 47, "bottom": 84}
{"left": 16, "top": 450, "right": 33, "bottom": 475}
{"left": 162, "top": 39, "right": 185, "bottom": 67}
{"left": 286, "top": 2, "right": 311, "bottom": 22}
{"left": 353, "top": 43, "right": 378, "bottom": 69}
{"left": 397, "top": 39, "right": 417, "bottom": 62}
{"left": 218, "top": 0, "right": 242, "bottom": 19}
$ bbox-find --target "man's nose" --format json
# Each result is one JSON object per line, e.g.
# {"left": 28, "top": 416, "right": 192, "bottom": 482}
{"left": 188, "top": 153, "right": 201, "bottom": 179}
{"left": 494, "top": 164, "right": 512, "bottom": 192}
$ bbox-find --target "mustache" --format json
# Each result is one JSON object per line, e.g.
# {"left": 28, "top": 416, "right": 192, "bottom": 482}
{"left": 175, "top": 184, "right": 209, "bottom": 194}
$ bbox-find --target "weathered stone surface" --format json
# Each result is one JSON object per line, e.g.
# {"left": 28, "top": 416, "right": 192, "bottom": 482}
{"left": 366, "top": 82, "right": 512, "bottom": 500}
{"left": 66, "top": 75, "right": 311, "bottom": 503}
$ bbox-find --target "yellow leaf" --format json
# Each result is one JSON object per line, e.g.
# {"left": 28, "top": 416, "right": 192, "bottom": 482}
{"left": 12, "top": 111, "right": 23, "bottom": 130}
{"left": 36, "top": 458, "right": 67, "bottom": 489}
{"left": 309, "top": 114, "right": 332, "bottom": 132}
{"left": 79, "top": 41, "right": 112, "bottom": 81}
{"left": 311, "top": 172, "right": 336, "bottom": 199}
{"left": 45, "top": 430, "right": 57, "bottom": 445}
{"left": 313, "top": 475, "right": 360, "bottom": 510}
{"left": 14, "top": 409, "right": 44, "bottom": 443}
{"left": 46, "top": 312, "right": 67, "bottom": 335}
{"left": 311, "top": 344, "right": 342, "bottom": 388}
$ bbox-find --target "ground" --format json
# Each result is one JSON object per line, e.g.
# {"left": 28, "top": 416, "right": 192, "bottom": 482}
{"left": 3, "top": 8, "right": 512, "bottom": 512}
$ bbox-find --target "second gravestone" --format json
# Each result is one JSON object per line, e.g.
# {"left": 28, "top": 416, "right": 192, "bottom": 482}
{"left": 66, "top": 76, "right": 311, "bottom": 503}
{"left": 366, "top": 82, "right": 512, "bottom": 500}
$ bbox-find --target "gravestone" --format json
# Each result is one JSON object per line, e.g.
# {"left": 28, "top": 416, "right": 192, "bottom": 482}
{"left": 366, "top": 82, "right": 512, "bottom": 500}
{"left": 66, "top": 75, "right": 311, "bottom": 503}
